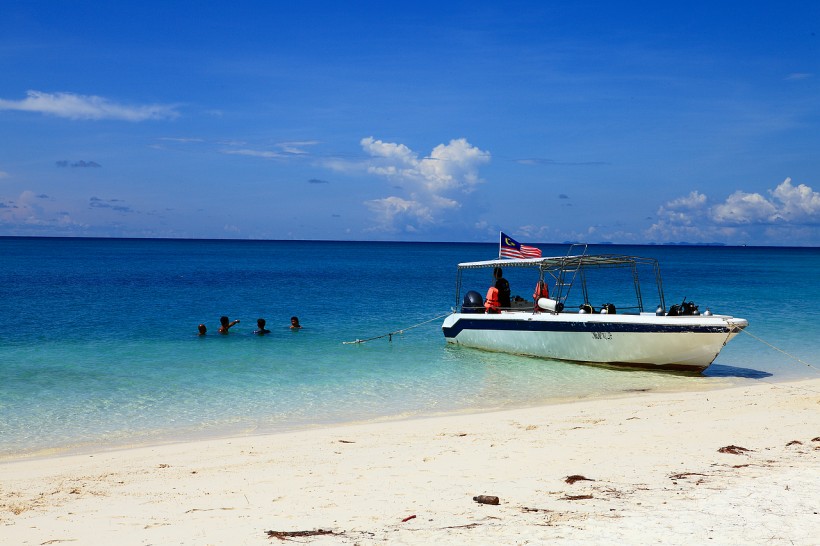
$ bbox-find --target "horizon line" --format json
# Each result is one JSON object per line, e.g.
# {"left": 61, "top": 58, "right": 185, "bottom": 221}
{"left": 0, "top": 234, "right": 816, "bottom": 249}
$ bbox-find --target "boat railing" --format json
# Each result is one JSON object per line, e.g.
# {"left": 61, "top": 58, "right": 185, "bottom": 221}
{"left": 548, "top": 243, "right": 589, "bottom": 307}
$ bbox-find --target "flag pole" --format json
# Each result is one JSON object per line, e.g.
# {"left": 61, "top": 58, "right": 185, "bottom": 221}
{"left": 498, "top": 231, "right": 503, "bottom": 259}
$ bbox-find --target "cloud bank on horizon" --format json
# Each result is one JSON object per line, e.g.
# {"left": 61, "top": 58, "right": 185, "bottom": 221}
{"left": 0, "top": 2, "right": 818, "bottom": 246}
{"left": 649, "top": 179, "right": 820, "bottom": 244}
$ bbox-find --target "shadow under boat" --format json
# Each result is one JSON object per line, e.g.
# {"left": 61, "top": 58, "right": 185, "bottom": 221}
{"left": 702, "top": 363, "right": 773, "bottom": 379}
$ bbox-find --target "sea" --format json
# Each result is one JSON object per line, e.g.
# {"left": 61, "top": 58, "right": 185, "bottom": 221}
{"left": 1, "top": 237, "right": 818, "bottom": 459}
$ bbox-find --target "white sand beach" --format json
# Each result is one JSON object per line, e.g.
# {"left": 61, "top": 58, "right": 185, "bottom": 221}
{"left": 2, "top": 378, "right": 818, "bottom": 545}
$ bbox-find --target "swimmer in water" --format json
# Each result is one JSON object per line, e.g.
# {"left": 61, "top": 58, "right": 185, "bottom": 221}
{"left": 218, "top": 315, "right": 240, "bottom": 334}
{"left": 254, "top": 318, "right": 271, "bottom": 335}
{"left": 290, "top": 316, "right": 302, "bottom": 329}
{"left": 197, "top": 324, "right": 207, "bottom": 336}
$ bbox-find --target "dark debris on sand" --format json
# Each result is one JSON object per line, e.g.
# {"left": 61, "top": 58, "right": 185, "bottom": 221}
{"left": 266, "top": 529, "right": 342, "bottom": 540}
{"left": 565, "top": 475, "right": 595, "bottom": 484}
{"left": 718, "top": 445, "right": 751, "bottom": 455}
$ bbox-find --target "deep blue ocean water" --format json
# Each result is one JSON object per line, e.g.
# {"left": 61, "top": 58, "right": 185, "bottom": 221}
{"left": 1, "top": 238, "right": 818, "bottom": 458}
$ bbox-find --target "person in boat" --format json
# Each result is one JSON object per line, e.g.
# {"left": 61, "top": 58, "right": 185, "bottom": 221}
{"left": 254, "top": 318, "right": 271, "bottom": 335}
{"left": 290, "top": 316, "right": 302, "bottom": 329}
{"left": 197, "top": 324, "right": 207, "bottom": 336}
{"left": 493, "top": 267, "right": 511, "bottom": 309}
{"left": 218, "top": 315, "right": 240, "bottom": 334}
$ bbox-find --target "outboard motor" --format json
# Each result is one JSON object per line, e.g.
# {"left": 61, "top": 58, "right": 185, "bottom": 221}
{"left": 461, "top": 290, "right": 485, "bottom": 314}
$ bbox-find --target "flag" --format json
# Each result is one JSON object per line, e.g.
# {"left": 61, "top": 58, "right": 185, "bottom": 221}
{"left": 499, "top": 232, "right": 542, "bottom": 259}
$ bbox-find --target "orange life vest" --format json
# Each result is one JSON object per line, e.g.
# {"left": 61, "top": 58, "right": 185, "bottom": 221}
{"left": 533, "top": 280, "right": 550, "bottom": 300}
{"left": 485, "top": 286, "right": 500, "bottom": 313}
{"left": 533, "top": 280, "right": 550, "bottom": 311}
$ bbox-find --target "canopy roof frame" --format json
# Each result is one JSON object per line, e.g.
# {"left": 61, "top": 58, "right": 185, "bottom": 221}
{"left": 454, "top": 253, "right": 666, "bottom": 313}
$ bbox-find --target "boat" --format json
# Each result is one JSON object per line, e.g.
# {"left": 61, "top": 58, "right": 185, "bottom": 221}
{"left": 441, "top": 244, "right": 748, "bottom": 372}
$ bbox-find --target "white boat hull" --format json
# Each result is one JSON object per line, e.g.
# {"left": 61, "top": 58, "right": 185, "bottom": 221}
{"left": 442, "top": 312, "right": 748, "bottom": 372}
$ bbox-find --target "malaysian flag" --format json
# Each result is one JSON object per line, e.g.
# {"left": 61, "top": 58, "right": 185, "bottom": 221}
{"left": 499, "top": 232, "right": 542, "bottom": 259}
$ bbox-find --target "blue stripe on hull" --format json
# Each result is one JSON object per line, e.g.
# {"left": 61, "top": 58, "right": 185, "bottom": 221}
{"left": 442, "top": 317, "right": 731, "bottom": 338}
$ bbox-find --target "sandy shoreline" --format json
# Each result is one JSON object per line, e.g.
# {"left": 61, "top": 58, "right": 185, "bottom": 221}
{"left": 2, "top": 377, "right": 818, "bottom": 545}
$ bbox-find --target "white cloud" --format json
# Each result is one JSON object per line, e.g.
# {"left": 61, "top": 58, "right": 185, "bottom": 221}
{"left": 223, "top": 148, "right": 286, "bottom": 159}
{"left": 666, "top": 191, "right": 707, "bottom": 210}
{"left": 278, "top": 141, "right": 319, "bottom": 155}
{"left": 361, "top": 138, "right": 416, "bottom": 165}
{"left": 0, "top": 90, "right": 179, "bottom": 121}
{"left": 515, "top": 224, "right": 555, "bottom": 241}
{"left": 360, "top": 137, "right": 490, "bottom": 232}
{"left": 420, "top": 139, "right": 489, "bottom": 193}
{"left": 711, "top": 191, "right": 777, "bottom": 224}
{"left": 361, "top": 137, "right": 490, "bottom": 194}
{"left": 770, "top": 178, "right": 820, "bottom": 222}
{"left": 364, "top": 196, "right": 434, "bottom": 228}
{"left": 159, "top": 137, "right": 204, "bottom": 143}
{"left": 647, "top": 179, "right": 820, "bottom": 244}
{"left": 711, "top": 178, "right": 820, "bottom": 225}
{"left": 645, "top": 191, "right": 711, "bottom": 241}
{"left": 221, "top": 140, "right": 320, "bottom": 160}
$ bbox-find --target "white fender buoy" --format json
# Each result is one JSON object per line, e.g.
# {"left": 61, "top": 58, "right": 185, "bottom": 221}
{"left": 537, "top": 298, "right": 560, "bottom": 312}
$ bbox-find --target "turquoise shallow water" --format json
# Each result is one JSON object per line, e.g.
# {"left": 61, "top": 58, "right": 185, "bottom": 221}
{"left": 1, "top": 238, "right": 818, "bottom": 458}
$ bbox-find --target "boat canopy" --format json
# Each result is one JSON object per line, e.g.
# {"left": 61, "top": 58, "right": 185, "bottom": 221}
{"left": 454, "top": 253, "right": 666, "bottom": 313}
{"left": 457, "top": 254, "right": 660, "bottom": 271}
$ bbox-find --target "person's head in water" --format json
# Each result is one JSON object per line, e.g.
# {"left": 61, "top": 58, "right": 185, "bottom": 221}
{"left": 197, "top": 324, "right": 207, "bottom": 335}
{"left": 254, "top": 318, "right": 270, "bottom": 335}
{"left": 218, "top": 315, "right": 239, "bottom": 333}
{"left": 290, "top": 316, "right": 301, "bottom": 329}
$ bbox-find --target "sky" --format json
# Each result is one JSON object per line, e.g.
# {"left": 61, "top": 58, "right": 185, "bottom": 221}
{"left": 1, "top": 1, "right": 818, "bottom": 245}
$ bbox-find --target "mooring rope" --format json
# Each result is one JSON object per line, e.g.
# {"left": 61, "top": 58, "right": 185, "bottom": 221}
{"left": 343, "top": 311, "right": 452, "bottom": 345}
{"left": 741, "top": 328, "right": 819, "bottom": 373}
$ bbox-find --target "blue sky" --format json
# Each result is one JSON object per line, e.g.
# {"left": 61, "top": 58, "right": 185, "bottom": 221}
{"left": 1, "top": 1, "right": 818, "bottom": 245}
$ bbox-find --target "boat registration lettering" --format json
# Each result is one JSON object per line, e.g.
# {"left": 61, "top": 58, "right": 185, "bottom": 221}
{"left": 592, "top": 331, "right": 612, "bottom": 340}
